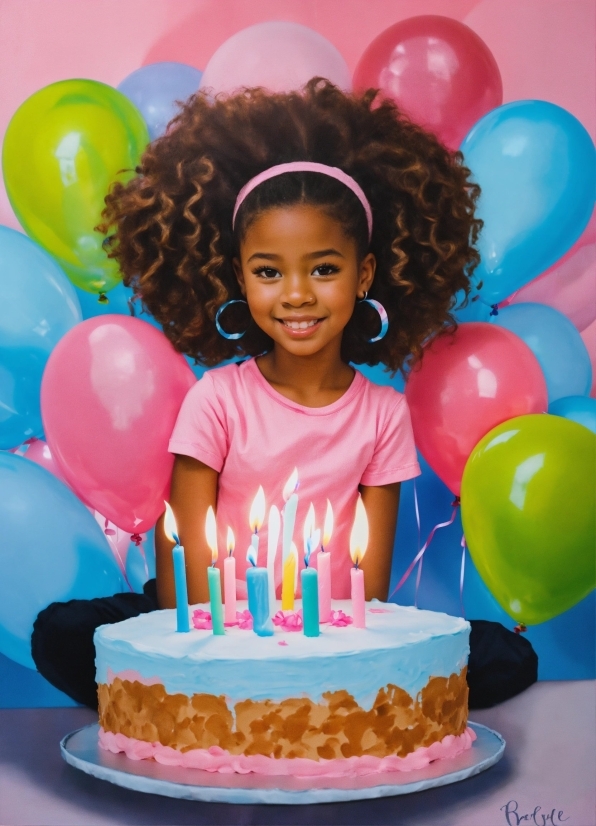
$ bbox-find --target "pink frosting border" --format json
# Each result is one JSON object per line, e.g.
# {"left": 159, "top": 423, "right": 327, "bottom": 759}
{"left": 98, "top": 726, "right": 477, "bottom": 778}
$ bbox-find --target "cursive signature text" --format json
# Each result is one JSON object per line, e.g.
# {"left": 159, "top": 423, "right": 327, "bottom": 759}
{"left": 501, "top": 800, "right": 570, "bottom": 826}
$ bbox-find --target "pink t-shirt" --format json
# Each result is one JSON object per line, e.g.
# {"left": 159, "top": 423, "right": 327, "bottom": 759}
{"left": 168, "top": 358, "right": 421, "bottom": 598}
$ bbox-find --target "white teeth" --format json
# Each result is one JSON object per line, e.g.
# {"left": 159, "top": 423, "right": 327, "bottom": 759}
{"left": 283, "top": 319, "right": 319, "bottom": 329}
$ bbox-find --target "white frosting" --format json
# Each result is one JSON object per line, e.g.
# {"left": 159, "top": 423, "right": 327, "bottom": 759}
{"left": 95, "top": 600, "right": 469, "bottom": 708}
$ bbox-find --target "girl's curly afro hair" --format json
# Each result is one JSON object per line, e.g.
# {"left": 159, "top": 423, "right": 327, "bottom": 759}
{"left": 100, "top": 78, "right": 482, "bottom": 375}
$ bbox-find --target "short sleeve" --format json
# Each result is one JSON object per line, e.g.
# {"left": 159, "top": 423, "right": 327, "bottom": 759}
{"left": 360, "top": 393, "right": 421, "bottom": 487}
{"left": 168, "top": 373, "right": 228, "bottom": 472}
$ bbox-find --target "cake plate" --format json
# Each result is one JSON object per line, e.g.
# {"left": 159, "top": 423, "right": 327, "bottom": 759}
{"left": 60, "top": 722, "right": 504, "bottom": 805}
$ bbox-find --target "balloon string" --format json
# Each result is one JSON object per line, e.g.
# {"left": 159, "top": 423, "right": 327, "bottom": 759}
{"left": 389, "top": 498, "right": 460, "bottom": 601}
{"left": 413, "top": 480, "right": 423, "bottom": 607}
{"left": 104, "top": 518, "right": 133, "bottom": 592}
{"left": 460, "top": 534, "right": 467, "bottom": 618}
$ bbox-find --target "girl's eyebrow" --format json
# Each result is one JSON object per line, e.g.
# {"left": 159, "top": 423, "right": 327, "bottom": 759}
{"left": 247, "top": 248, "right": 344, "bottom": 263}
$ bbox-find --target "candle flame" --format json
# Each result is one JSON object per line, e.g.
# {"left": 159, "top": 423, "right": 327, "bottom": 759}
{"left": 349, "top": 495, "right": 369, "bottom": 567}
{"left": 303, "top": 502, "right": 320, "bottom": 566}
{"left": 282, "top": 467, "right": 299, "bottom": 501}
{"left": 323, "top": 499, "right": 334, "bottom": 549}
{"left": 249, "top": 486, "right": 266, "bottom": 532}
{"left": 227, "top": 527, "right": 235, "bottom": 557}
{"left": 246, "top": 544, "right": 257, "bottom": 567}
{"left": 205, "top": 506, "right": 218, "bottom": 565}
{"left": 163, "top": 501, "right": 180, "bottom": 545}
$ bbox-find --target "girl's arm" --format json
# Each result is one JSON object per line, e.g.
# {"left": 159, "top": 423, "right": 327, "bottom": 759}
{"left": 155, "top": 454, "right": 219, "bottom": 609}
{"left": 358, "top": 482, "right": 401, "bottom": 601}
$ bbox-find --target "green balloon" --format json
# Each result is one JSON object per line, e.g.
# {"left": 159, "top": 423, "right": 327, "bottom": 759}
{"left": 461, "top": 414, "right": 595, "bottom": 625}
{"left": 2, "top": 79, "right": 149, "bottom": 294}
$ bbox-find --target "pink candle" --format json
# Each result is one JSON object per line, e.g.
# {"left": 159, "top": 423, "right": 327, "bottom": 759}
{"left": 318, "top": 551, "right": 331, "bottom": 622}
{"left": 224, "top": 527, "right": 236, "bottom": 624}
{"left": 349, "top": 495, "right": 368, "bottom": 629}
{"left": 351, "top": 567, "right": 365, "bottom": 628}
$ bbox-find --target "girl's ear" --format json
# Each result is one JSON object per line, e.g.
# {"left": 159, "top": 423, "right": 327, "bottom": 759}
{"left": 233, "top": 257, "right": 246, "bottom": 297}
{"left": 358, "top": 252, "right": 376, "bottom": 297}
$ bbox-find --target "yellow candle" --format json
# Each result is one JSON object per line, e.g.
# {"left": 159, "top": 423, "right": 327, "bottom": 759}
{"left": 281, "top": 541, "right": 297, "bottom": 610}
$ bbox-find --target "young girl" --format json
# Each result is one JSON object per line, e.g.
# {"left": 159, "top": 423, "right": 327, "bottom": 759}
{"left": 32, "top": 78, "right": 482, "bottom": 708}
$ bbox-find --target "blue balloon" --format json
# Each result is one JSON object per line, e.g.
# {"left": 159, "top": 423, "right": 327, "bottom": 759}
{"left": 0, "top": 452, "right": 126, "bottom": 669}
{"left": 549, "top": 395, "right": 596, "bottom": 434}
{"left": 118, "top": 62, "right": 203, "bottom": 140}
{"left": 75, "top": 279, "right": 134, "bottom": 319}
{"left": 493, "top": 302, "right": 592, "bottom": 402}
{"left": 460, "top": 101, "right": 596, "bottom": 305}
{"left": 451, "top": 288, "right": 492, "bottom": 323}
{"left": 354, "top": 362, "right": 406, "bottom": 392}
{"left": 0, "top": 226, "right": 82, "bottom": 449}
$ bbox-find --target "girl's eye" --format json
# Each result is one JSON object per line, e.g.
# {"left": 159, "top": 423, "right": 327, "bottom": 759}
{"left": 312, "top": 263, "right": 340, "bottom": 276}
{"left": 254, "top": 266, "right": 281, "bottom": 279}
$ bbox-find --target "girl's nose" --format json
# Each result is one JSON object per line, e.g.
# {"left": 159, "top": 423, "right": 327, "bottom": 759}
{"left": 281, "top": 274, "right": 315, "bottom": 306}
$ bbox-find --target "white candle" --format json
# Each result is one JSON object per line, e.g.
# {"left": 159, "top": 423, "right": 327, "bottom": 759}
{"left": 267, "top": 505, "right": 280, "bottom": 609}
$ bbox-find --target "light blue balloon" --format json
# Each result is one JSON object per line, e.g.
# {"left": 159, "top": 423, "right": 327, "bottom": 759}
{"left": 0, "top": 452, "right": 126, "bottom": 669}
{"left": 75, "top": 279, "right": 133, "bottom": 319}
{"left": 354, "top": 362, "right": 406, "bottom": 392}
{"left": 451, "top": 288, "right": 492, "bottom": 323}
{"left": 118, "top": 62, "right": 203, "bottom": 140}
{"left": 549, "top": 395, "right": 596, "bottom": 434}
{"left": 493, "top": 302, "right": 592, "bottom": 402}
{"left": 460, "top": 101, "right": 596, "bottom": 305}
{"left": 0, "top": 226, "right": 82, "bottom": 449}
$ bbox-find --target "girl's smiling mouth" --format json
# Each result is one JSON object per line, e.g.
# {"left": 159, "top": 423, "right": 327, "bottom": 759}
{"left": 278, "top": 316, "right": 325, "bottom": 334}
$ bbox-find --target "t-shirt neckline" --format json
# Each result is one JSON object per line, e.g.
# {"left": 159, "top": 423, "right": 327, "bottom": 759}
{"left": 244, "top": 357, "right": 364, "bottom": 416}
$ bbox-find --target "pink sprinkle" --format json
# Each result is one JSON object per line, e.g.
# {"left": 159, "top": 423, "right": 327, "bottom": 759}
{"left": 328, "top": 609, "right": 353, "bottom": 627}
{"left": 368, "top": 608, "right": 392, "bottom": 614}
{"left": 272, "top": 610, "right": 303, "bottom": 631}
{"left": 192, "top": 609, "right": 212, "bottom": 630}
{"left": 278, "top": 640, "right": 289, "bottom": 646}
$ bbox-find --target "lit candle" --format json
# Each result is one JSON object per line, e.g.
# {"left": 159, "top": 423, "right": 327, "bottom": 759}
{"left": 350, "top": 494, "right": 369, "bottom": 628}
{"left": 246, "top": 544, "right": 274, "bottom": 636}
{"left": 301, "top": 503, "right": 321, "bottom": 637}
{"left": 282, "top": 468, "right": 298, "bottom": 559}
{"left": 163, "top": 501, "right": 190, "bottom": 633}
{"left": 224, "top": 527, "right": 236, "bottom": 625}
{"left": 249, "top": 485, "right": 266, "bottom": 559}
{"left": 282, "top": 542, "right": 298, "bottom": 611}
{"left": 205, "top": 506, "right": 225, "bottom": 635}
{"left": 318, "top": 499, "right": 333, "bottom": 623}
{"left": 267, "top": 505, "right": 280, "bottom": 610}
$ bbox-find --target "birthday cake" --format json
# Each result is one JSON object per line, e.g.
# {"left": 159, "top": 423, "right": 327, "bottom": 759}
{"left": 95, "top": 600, "right": 475, "bottom": 778}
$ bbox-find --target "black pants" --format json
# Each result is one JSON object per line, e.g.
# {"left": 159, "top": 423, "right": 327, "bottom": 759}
{"left": 31, "top": 579, "right": 159, "bottom": 710}
{"left": 31, "top": 580, "right": 537, "bottom": 711}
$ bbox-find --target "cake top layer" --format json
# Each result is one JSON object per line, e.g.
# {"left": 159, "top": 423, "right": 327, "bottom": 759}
{"left": 95, "top": 600, "right": 470, "bottom": 705}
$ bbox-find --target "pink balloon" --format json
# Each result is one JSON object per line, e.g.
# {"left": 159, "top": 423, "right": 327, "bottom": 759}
{"left": 505, "top": 208, "right": 596, "bottom": 332}
{"left": 580, "top": 319, "right": 596, "bottom": 398}
{"left": 41, "top": 316, "right": 196, "bottom": 533}
{"left": 23, "top": 438, "right": 68, "bottom": 485}
{"left": 353, "top": 15, "right": 502, "bottom": 151}
{"left": 405, "top": 323, "right": 548, "bottom": 495}
{"left": 199, "top": 21, "right": 351, "bottom": 95}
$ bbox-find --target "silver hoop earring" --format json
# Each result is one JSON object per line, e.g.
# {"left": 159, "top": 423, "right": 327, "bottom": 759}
{"left": 358, "top": 292, "right": 388, "bottom": 343}
{"left": 215, "top": 299, "right": 248, "bottom": 340}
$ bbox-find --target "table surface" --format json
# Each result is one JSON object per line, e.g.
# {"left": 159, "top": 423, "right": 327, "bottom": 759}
{"left": 1, "top": 680, "right": 594, "bottom": 826}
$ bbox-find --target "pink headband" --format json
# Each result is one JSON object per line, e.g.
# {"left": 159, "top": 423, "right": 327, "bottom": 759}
{"left": 232, "top": 161, "right": 373, "bottom": 240}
